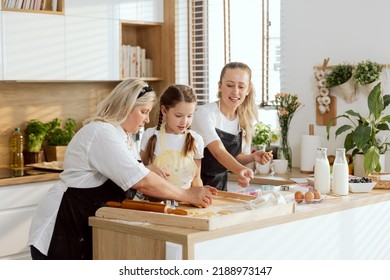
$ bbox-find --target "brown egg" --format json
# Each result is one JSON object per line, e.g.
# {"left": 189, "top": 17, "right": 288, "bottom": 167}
{"left": 294, "top": 191, "right": 304, "bottom": 204}
{"left": 313, "top": 190, "right": 321, "bottom": 200}
{"left": 304, "top": 191, "right": 314, "bottom": 204}
{"left": 327, "top": 155, "right": 335, "bottom": 165}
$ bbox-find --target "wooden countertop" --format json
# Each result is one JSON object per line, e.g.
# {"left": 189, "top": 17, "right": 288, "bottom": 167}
{"left": 89, "top": 189, "right": 390, "bottom": 248}
{"left": 0, "top": 167, "right": 60, "bottom": 187}
{"left": 228, "top": 167, "right": 310, "bottom": 185}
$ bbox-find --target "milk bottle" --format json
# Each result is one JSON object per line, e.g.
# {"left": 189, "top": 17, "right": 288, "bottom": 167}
{"left": 332, "top": 148, "right": 349, "bottom": 196}
{"left": 314, "top": 147, "right": 330, "bottom": 194}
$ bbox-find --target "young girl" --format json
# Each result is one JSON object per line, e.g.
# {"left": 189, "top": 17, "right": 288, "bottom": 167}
{"left": 140, "top": 84, "right": 204, "bottom": 189}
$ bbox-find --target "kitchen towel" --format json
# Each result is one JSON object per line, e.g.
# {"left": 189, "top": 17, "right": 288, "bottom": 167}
{"left": 300, "top": 135, "right": 322, "bottom": 173}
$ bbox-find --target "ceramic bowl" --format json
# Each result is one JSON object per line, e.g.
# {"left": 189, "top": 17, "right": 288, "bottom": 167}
{"left": 349, "top": 182, "right": 376, "bottom": 193}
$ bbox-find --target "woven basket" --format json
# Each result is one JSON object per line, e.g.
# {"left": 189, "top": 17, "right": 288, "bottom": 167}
{"left": 368, "top": 172, "right": 390, "bottom": 189}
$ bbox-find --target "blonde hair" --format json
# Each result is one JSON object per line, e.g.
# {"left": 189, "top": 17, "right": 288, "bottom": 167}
{"left": 218, "top": 62, "right": 259, "bottom": 143}
{"left": 144, "top": 84, "right": 198, "bottom": 164}
{"left": 83, "top": 79, "right": 156, "bottom": 125}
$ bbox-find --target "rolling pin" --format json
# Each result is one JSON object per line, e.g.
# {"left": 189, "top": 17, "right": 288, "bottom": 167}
{"left": 106, "top": 199, "right": 188, "bottom": 216}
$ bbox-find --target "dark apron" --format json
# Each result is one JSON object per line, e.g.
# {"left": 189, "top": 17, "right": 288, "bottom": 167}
{"left": 47, "top": 179, "right": 134, "bottom": 260}
{"left": 201, "top": 128, "right": 242, "bottom": 191}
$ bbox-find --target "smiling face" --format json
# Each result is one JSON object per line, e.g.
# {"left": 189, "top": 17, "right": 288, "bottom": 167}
{"left": 162, "top": 101, "right": 197, "bottom": 134}
{"left": 218, "top": 68, "right": 250, "bottom": 111}
{"left": 121, "top": 103, "right": 154, "bottom": 133}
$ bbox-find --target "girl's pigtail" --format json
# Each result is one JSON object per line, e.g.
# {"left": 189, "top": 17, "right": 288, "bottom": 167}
{"left": 145, "top": 111, "right": 163, "bottom": 163}
{"left": 183, "top": 132, "right": 197, "bottom": 157}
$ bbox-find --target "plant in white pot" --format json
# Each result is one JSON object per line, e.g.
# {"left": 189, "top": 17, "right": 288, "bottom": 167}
{"left": 252, "top": 122, "right": 271, "bottom": 149}
{"left": 352, "top": 60, "right": 382, "bottom": 94}
{"left": 325, "top": 63, "right": 356, "bottom": 102}
{"left": 326, "top": 83, "right": 390, "bottom": 176}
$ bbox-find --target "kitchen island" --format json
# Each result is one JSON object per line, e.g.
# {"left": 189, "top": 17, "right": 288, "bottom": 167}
{"left": 89, "top": 189, "right": 390, "bottom": 260}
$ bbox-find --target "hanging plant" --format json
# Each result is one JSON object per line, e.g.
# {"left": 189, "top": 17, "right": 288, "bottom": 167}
{"left": 325, "top": 63, "right": 353, "bottom": 88}
{"left": 352, "top": 60, "right": 382, "bottom": 85}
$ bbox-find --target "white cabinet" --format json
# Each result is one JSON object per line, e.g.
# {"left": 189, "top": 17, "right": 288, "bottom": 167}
{"left": 118, "top": 0, "right": 164, "bottom": 22}
{"left": 65, "top": 16, "right": 120, "bottom": 80}
{"left": 64, "top": 0, "right": 164, "bottom": 22}
{"left": 1, "top": 12, "right": 66, "bottom": 80}
{"left": 0, "top": 181, "right": 55, "bottom": 260}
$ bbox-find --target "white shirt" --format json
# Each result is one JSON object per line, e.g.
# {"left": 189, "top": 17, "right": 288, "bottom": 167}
{"left": 140, "top": 127, "right": 204, "bottom": 159}
{"left": 28, "top": 121, "right": 149, "bottom": 255}
{"left": 192, "top": 101, "right": 250, "bottom": 153}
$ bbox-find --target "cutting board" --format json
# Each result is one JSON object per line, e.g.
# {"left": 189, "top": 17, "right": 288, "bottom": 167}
{"left": 95, "top": 192, "right": 295, "bottom": 231}
{"left": 316, "top": 95, "right": 337, "bottom": 126}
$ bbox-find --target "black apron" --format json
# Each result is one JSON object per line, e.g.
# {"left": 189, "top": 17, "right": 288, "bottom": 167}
{"left": 47, "top": 179, "right": 134, "bottom": 260}
{"left": 201, "top": 128, "right": 242, "bottom": 191}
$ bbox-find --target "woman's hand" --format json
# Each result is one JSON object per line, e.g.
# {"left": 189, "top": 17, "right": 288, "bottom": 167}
{"left": 253, "top": 150, "right": 273, "bottom": 165}
{"left": 237, "top": 167, "right": 254, "bottom": 187}
{"left": 186, "top": 185, "right": 217, "bottom": 207}
{"left": 147, "top": 164, "right": 170, "bottom": 180}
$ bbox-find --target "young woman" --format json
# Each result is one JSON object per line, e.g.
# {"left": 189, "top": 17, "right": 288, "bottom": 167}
{"left": 192, "top": 62, "right": 273, "bottom": 191}
{"left": 28, "top": 79, "right": 216, "bottom": 260}
{"left": 140, "top": 84, "right": 204, "bottom": 189}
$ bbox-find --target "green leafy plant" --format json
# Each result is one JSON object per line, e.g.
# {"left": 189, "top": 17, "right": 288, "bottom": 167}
{"left": 352, "top": 60, "right": 382, "bottom": 85}
{"left": 25, "top": 120, "right": 51, "bottom": 152}
{"left": 46, "top": 118, "right": 77, "bottom": 146}
{"left": 326, "top": 83, "right": 390, "bottom": 174}
{"left": 325, "top": 63, "right": 353, "bottom": 88}
{"left": 252, "top": 122, "right": 272, "bottom": 147}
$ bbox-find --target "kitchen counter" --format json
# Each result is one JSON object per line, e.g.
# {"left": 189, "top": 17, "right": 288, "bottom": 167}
{"left": 0, "top": 167, "right": 60, "bottom": 187}
{"left": 89, "top": 189, "right": 390, "bottom": 260}
{"left": 228, "top": 167, "right": 310, "bottom": 185}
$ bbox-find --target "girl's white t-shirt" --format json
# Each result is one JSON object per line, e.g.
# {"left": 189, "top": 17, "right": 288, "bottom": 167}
{"left": 140, "top": 128, "right": 204, "bottom": 159}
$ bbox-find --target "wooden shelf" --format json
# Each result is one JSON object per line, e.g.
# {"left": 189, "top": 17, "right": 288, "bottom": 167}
{"left": 120, "top": 21, "right": 163, "bottom": 81}
{"left": 2, "top": 0, "right": 64, "bottom": 15}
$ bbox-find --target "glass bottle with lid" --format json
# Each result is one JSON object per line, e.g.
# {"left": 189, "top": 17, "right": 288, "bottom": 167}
{"left": 314, "top": 147, "right": 330, "bottom": 194}
{"left": 332, "top": 148, "right": 349, "bottom": 195}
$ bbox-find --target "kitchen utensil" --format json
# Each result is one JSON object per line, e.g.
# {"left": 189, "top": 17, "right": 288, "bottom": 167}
{"left": 106, "top": 199, "right": 188, "bottom": 216}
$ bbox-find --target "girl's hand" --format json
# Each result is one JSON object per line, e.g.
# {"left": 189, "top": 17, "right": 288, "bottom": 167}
{"left": 237, "top": 168, "right": 254, "bottom": 187}
{"left": 253, "top": 150, "right": 273, "bottom": 165}
{"left": 186, "top": 186, "right": 215, "bottom": 207}
{"left": 147, "top": 164, "right": 170, "bottom": 179}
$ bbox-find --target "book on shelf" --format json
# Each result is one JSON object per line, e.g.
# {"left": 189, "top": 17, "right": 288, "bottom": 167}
{"left": 52, "top": 0, "right": 57, "bottom": 11}
{"left": 121, "top": 44, "right": 153, "bottom": 78}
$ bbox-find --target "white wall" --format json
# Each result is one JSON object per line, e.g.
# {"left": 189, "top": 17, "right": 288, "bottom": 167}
{"left": 281, "top": 0, "right": 390, "bottom": 170}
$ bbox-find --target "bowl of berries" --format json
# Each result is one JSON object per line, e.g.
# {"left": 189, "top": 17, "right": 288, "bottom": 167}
{"left": 349, "top": 177, "right": 377, "bottom": 193}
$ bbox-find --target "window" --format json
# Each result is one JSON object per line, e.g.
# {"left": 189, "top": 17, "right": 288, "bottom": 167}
{"left": 175, "top": 0, "right": 280, "bottom": 106}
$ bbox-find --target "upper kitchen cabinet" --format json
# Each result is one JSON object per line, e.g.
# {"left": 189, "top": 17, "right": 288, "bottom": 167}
{"left": 1, "top": 0, "right": 64, "bottom": 15}
{"left": 64, "top": 0, "right": 163, "bottom": 22}
{"left": 118, "top": 0, "right": 163, "bottom": 22}
{"left": 2, "top": 11, "right": 66, "bottom": 80}
{"left": 65, "top": 17, "right": 120, "bottom": 81}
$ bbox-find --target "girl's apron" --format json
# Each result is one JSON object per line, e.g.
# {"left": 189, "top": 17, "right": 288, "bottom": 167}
{"left": 47, "top": 179, "right": 129, "bottom": 260}
{"left": 153, "top": 125, "right": 197, "bottom": 189}
{"left": 201, "top": 128, "right": 242, "bottom": 191}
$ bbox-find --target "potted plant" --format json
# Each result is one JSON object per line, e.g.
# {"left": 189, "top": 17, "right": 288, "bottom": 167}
{"left": 325, "top": 63, "right": 353, "bottom": 88}
{"left": 326, "top": 82, "right": 390, "bottom": 175}
{"left": 352, "top": 60, "right": 382, "bottom": 94}
{"left": 325, "top": 63, "right": 356, "bottom": 103}
{"left": 251, "top": 122, "right": 272, "bottom": 151}
{"left": 44, "top": 118, "right": 77, "bottom": 162}
{"left": 24, "top": 119, "right": 51, "bottom": 163}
